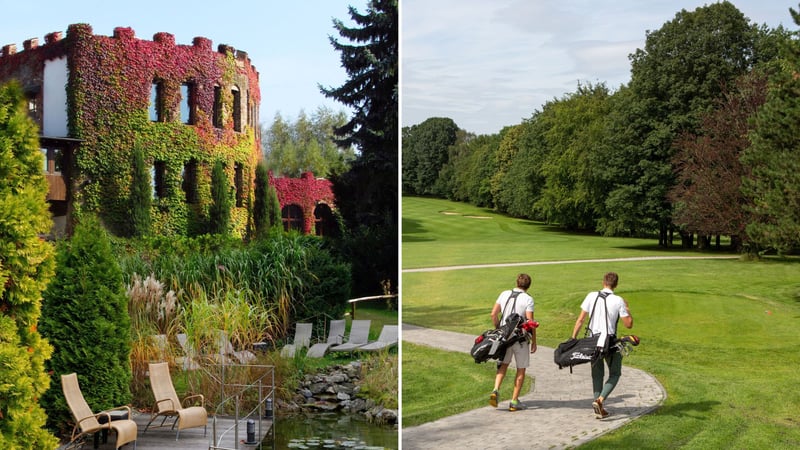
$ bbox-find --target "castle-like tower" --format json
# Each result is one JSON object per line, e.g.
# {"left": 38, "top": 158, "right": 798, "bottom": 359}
{"left": 0, "top": 24, "right": 335, "bottom": 238}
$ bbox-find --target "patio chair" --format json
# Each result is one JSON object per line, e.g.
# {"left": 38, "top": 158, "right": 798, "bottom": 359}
{"left": 306, "top": 319, "right": 346, "bottom": 358}
{"left": 280, "top": 322, "right": 313, "bottom": 358}
{"left": 175, "top": 333, "right": 201, "bottom": 370}
{"left": 356, "top": 324, "right": 399, "bottom": 352}
{"left": 217, "top": 330, "right": 257, "bottom": 364}
{"left": 330, "top": 320, "right": 372, "bottom": 353}
{"left": 61, "top": 373, "right": 138, "bottom": 450}
{"left": 145, "top": 362, "right": 207, "bottom": 440}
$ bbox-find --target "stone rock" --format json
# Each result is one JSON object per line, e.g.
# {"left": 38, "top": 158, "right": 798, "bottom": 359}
{"left": 290, "top": 360, "right": 393, "bottom": 423}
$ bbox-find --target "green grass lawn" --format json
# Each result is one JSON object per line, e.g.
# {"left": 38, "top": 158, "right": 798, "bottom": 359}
{"left": 401, "top": 196, "right": 800, "bottom": 448}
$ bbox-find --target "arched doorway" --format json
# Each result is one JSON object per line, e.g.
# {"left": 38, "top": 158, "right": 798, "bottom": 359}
{"left": 314, "top": 203, "right": 335, "bottom": 237}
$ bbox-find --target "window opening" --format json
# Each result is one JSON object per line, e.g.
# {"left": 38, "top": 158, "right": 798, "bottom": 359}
{"left": 182, "top": 159, "right": 198, "bottom": 203}
{"left": 152, "top": 161, "right": 166, "bottom": 199}
{"left": 150, "top": 82, "right": 164, "bottom": 122}
{"left": 232, "top": 87, "right": 241, "bottom": 132}
{"left": 282, "top": 205, "right": 303, "bottom": 232}
{"left": 213, "top": 86, "right": 223, "bottom": 128}
{"left": 180, "top": 82, "right": 195, "bottom": 124}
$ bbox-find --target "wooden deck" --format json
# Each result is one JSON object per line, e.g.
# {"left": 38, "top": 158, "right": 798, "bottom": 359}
{"left": 62, "top": 410, "right": 273, "bottom": 450}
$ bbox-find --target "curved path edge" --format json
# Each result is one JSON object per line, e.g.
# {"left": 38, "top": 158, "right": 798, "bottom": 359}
{"left": 401, "top": 324, "right": 667, "bottom": 450}
{"left": 403, "top": 255, "right": 738, "bottom": 273}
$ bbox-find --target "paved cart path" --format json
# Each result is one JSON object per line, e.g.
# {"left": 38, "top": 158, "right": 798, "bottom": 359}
{"left": 401, "top": 324, "right": 666, "bottom": 450}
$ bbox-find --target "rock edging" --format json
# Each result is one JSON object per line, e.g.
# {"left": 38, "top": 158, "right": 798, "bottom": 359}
{"left": 283, "top": 360, "right": 398, "bottom": 426}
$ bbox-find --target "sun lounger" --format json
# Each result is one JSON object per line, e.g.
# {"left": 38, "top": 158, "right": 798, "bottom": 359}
{"left": 280, "top": 322, "right": 313, "bottom": 358}
{"left": 357, "top": 324, "right": 398, "bottom": 352}
{"left": 306, "top": 319, "right": 346, "bottom": 358}
{"left": 330, "top": 319, "right": 372, "bottom": 353}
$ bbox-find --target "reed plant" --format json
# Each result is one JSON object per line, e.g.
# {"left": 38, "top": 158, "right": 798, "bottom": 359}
{"left": 126, "top": 273, "right": 181, "bottom": 405}
{"left": 116, "top": 231, "right": 353, "bottom": 412}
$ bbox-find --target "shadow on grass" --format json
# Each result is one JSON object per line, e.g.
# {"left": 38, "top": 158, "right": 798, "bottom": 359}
{"left": 402, "top": 217, "right": 435, "bottom": 243}
{"left": 404, "top": 304, "right": 486, "bottom": 327}
{"left": 656, "top": 400, "right": 721, "bottom": 418}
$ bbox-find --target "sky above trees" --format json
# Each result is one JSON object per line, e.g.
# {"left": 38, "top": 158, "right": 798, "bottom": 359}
{"left": 401, "top": 0, "right": 792, "bottom": 135}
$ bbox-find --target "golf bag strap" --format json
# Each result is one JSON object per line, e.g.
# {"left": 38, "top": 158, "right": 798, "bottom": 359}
{"left": 501, "top": 290, "right": 522, "bottom": 325}
{"left": 584, "top": 291, "right": 610, "bottom": 338}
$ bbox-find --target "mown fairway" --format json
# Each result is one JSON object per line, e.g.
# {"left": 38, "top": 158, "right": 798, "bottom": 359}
{"left": 401, "top": 196, "right": 800, "bottom": 448}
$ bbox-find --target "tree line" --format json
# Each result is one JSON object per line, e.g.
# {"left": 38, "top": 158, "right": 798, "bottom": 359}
{"left": 403, "top": 1, "right": 800, "bottom": 255}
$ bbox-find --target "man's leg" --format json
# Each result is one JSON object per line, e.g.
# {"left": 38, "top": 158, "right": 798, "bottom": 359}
{"left": 591, "top": 358, "right": 605, "bottom": 400}
{"left": 494, "top": 363, "right": 508, "bottom": 391}
{"left": 511, "top": 368, "right": 526, "bottom": 401}
{"left": 490, "top": 362, "right": 509, "bottom": 407}
{"left": 599, "top": 352, "right": 623, "bottom": 400}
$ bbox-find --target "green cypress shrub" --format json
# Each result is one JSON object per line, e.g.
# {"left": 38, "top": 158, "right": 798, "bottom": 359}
{"left": 209, "top": 159, "right": 231, "bottom": 235}
{"left": 0, "top": 82, "right": 59, "bottom": 449}
{"left": 267, "top": 182, "right": 282, "bottom": 231}
{"left": 40, "top": 216, "right": 132, "bottom": 433}
{"left": 130, "top": 146, "right": 152, "bottom": 237}
{"left": 252, "top": 161, "right": 269, "bottom": 238}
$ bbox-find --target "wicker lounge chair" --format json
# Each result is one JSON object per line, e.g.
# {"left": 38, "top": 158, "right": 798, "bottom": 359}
{"left": 357, "top": 324, "right": 398, "bottom": 352}
{"left": 145, "top": 362, "right": 207, "bottom": 439}
{"left": 61, "top": 373, "right": 138, "bottom": 449}
{"left": 306, "top": 319, "right": 346, "bottom": 358}
{"left": 280, "top": 322, "right": 313, "bottom": 358}
{"left": 330, "top": 319, "right": 372, "bottom": 353}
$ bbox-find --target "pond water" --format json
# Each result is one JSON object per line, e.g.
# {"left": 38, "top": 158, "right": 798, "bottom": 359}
{"left": 265, "top": 412, "right": 398, "bottom": 449}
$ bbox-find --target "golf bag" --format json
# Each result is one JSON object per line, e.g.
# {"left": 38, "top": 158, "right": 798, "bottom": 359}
{"left": 470, "top": 312, "right": 527, "bottom": 363}
{"left": 553, "top": 335, "right": 605, "bottom": 372}
{"left": 471, "top": 289, "right": 536, "bottom": 364}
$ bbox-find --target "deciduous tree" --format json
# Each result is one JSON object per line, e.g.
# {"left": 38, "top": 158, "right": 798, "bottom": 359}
{"left": 669, "top": 72, "right": 768, "bottom": 250}
{"left": 401, "top": 117, "right": 458, "bottom": 196}
{"left": 608, "top": 1, "right": 760, "bottom": 244}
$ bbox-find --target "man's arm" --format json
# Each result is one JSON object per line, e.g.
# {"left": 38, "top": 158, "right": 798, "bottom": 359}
{"left": 527, "top": 310, "right": 537, "bottom": 353}
{"left": 571, "top": 310, "right": 588, "bottom": 339}
{"left": 621, "top": 300, "right": 633, "bottom": 328}
{"left": 491, "top": 303, "right": 502, "bottom": 328}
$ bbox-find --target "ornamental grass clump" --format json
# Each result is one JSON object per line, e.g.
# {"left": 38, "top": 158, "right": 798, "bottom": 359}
{"left": 127, "top": 273, "right": 180, "bottom": 405}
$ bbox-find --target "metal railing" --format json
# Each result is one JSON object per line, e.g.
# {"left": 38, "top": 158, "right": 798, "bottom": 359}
{"left": 208, "top": 363, "right": 275, "bottom": 450}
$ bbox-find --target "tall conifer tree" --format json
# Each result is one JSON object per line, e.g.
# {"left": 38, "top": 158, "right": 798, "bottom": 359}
{"left": 209, "top": 160, "right": 231, "bottom": 235}
{"left": 130, "top": 146, "right": 152, "bottom": 237}
{"left": 321, "top": 0, "right": 398, "bottom": 295}
{"left": 0, "top": 81, "right": 59, "bottom": 449}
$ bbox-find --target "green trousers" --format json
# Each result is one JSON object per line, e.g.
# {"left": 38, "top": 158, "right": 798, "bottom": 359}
{"left": 592, "top": 351, "right": 622, "bottom": 400}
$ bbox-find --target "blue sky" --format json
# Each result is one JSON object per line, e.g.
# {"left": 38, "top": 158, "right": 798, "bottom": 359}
{"left": 0, "top": 0, "right": 366, "bottom": 129}
{"left": 402, "top": 0, "right": 794, "bottom": 135}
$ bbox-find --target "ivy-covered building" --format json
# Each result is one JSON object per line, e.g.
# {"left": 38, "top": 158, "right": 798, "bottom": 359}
{"left": 0, "top": 24, "right": 336, "bottom": 238}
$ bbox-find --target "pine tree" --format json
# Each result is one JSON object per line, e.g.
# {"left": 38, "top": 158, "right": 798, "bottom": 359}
{"left": 742, "top": 15, "right": 800, "bottom": 254}
{"left": 130, "top": 146, "right": 152, "bottom": 237}
{"left": 0, "top": 81, "right": 59, "bottom": 449}
{"left": 40, "top": 216, "right": 132, "bottom": 432}
{"left": 208, "top": 159, "right": 232, "bottom": 235}
{"left": 320, "top": 0, "right": 398, "bottom": 295}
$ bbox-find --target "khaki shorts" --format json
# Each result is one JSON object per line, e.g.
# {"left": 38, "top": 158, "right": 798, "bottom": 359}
{"left": 501, "top": 341, "right": 530, "bottom": 369}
